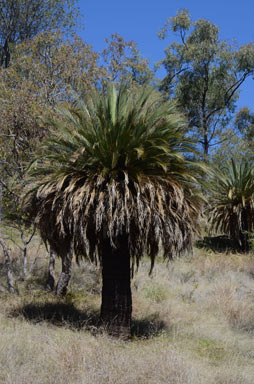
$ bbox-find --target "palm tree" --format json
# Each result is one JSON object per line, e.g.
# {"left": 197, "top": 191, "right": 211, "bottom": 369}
{"left": 209, "top": 158, "right": 254, "bottom": 251}
{"left": 24, "top": 84, "right": 203, "bottom": 338}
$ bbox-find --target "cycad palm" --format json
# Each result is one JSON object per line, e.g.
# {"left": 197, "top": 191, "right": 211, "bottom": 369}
{"left": 209, "top": 158, "right": 254, "bottom": 251}
{"left": 25, "top": 84, "right": 203, "bottom": 337}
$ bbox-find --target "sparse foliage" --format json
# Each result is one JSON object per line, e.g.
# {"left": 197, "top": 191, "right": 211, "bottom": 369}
{"left": 102, "top": 33, "right": 154, "bottom": 87}
{"left": 158, "top": 9, "right": 254, "bottom": 159}
{"left": 0, "top": 30, "right": 104, "bottom": 242}
{"left": 234, "top": 107, "right": 254, "bottom": 156}
{"left": 0, "top": 0, "right": 81, "bottom": 67}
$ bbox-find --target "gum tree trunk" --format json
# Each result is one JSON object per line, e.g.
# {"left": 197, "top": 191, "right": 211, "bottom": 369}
{"left": 55, "top": 250, "right": 72, "bottom": 296}
{"left": 23, "top": 245, "right": 27, "bottom": 278}
{"left": 100, "top": 237, "right": 132, "bottom": 339}
{"left": 0, "top": 237, "right": 17, "bottom": 293}
{"left": 20, "top": 223, "right": 36, "bottom": 279}
{"left": 46, "top": 248, "right": 56, "bottom": 291}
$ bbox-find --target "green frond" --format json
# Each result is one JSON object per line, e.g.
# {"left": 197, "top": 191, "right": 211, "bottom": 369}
{"left": 24, "top": 83, "right": 204, "bottom": 266}
{"left": 208, "top": 158, "right": 254, "bottom": 248}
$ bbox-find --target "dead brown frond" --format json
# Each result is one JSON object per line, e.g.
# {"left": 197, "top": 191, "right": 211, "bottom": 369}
{"left": 26, "top": 173, "right": 202, "bottom": 270}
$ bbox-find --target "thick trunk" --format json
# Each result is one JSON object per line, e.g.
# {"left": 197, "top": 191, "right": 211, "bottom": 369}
{"left": 55, "top": 250, "right": 72, "bottom": 296}
{"left": 46, "top": 248, "right": 56, "bottom": 291}
{"left": 0, "top": 237, "right": 18, "bottom": 294}
{"left": 100, "top": 237, "right": 132, "bottom": 339}
{"left": 239, "top": 209, "right": 249, "bottom": 252}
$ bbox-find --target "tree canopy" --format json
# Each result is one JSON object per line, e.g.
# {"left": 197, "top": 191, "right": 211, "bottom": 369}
{"left": 158, "top": 9, "right": 254, "bottom": 159}
{"left": 0, "top": 0, "right": 80, "bottom": 67}
{"left": 102, "top": 33, "right": 154, "bottom": 87}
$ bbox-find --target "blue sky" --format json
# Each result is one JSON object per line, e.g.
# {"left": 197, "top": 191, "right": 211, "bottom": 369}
{"left": 77, "top": 0, "right": 254, "bottom": 110}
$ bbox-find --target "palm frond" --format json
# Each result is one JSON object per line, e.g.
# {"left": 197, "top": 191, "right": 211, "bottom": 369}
{"left": 209, "top": 158, "right": 254, "bottom": 248}
{"left": 24, "top": 84, "right": 204, "bottom": 266}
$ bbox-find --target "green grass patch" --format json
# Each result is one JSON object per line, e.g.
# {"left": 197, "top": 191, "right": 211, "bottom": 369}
{"left": 144, "top": 284, "right": 168, "bottom": 303}
{"left": 195, "top": 338, "right": 228, "bottom": 363}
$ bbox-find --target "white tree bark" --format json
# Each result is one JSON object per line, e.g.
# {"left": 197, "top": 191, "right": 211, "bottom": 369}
{"left": 0, "top": 237, "right": 17, "bottom": 293}
{"left": 55, "top": 251, "right": 72, "bottom": 296}
{"left": 46, "top": 247, "right": 56, "bottom": 291}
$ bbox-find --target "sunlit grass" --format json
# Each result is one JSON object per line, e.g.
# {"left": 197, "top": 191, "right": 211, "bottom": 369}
{"left": 0, "top": 245, "right": 254, "bottom": 383}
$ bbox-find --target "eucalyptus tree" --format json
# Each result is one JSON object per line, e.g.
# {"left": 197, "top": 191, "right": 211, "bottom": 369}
{"left": 0, "top": 0, "right": 81, "bottom": 68}
{"left": 209, "top": 159, "right": 254, "bottom": 251}
{"left": 0, "top": 30, "right": 103, "bottom": 278}
{"left": 158, "top": 9, "right": 254, "bottom": 160}
{"left": 24, "top": 84, "right": 204, "bottom": 338}
{"left": 102, "top": 33, "right": 154, "bottom": 87}
{"left": 234, "top": 107, "right": 254, "bottom": 152}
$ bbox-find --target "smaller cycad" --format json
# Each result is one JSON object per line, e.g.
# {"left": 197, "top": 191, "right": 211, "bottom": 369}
{"left": 209, "top": 158, "right": 254, "bottom": 251}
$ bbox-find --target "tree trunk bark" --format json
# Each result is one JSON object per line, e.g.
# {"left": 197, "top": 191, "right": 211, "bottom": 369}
{"left": 23, "top": 245, "right": 27, "bottom": 278}
{"left": 239, "top": 209, "right": 249, "bottom": 252}
{"left": 46, "top": 248, "right": 56, "bottom": 291}
{"left": 1, "top": 39, "right": 11, "bottom": 68}
{"left": 100, "top": 237, "right": 132, "bottom": 339}
{"left": 0, "top": 184, "right": 2, "bottom": 222}
{"left": 55, "top": 250, "right": 72, "bottom": 296}
{"left": 0, "top": 237, "right": 18, "bottom": 294}
{"left": 204, "top": 134, "right": 209, "bottom": 162}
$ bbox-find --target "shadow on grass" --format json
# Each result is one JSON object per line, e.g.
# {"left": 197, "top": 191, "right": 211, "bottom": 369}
{"left": 131, "top": 314, "right": 169, "bottom": 338}
{"left": 10, "top": 302, "right": 100, "bottom": 332}
{"left": 9, "top": 301, "right": 169, "bottom": 339}
{"left": 196, "top": 235, "right": 240, "bottom": 253}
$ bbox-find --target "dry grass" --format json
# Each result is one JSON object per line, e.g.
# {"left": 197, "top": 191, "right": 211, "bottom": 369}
{"left": 1, "top": 243, "right": 254, "bottom": 383}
